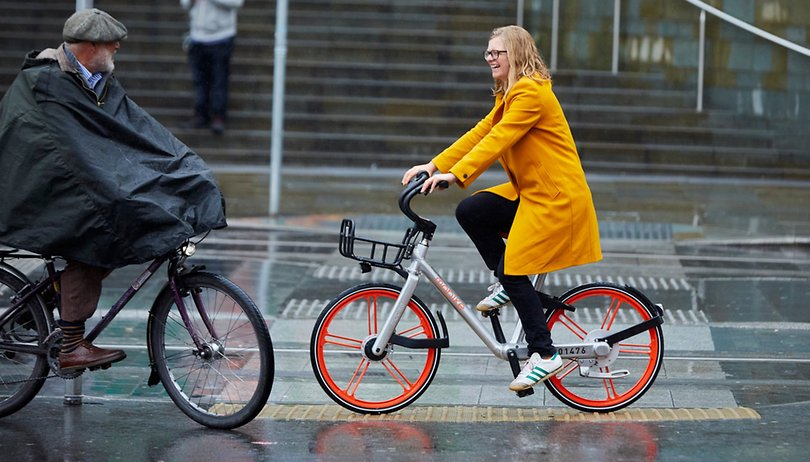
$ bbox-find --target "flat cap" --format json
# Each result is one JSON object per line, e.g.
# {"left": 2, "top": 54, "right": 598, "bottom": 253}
{"left": 63, "top": 8, "right": 127, "bottom": 43}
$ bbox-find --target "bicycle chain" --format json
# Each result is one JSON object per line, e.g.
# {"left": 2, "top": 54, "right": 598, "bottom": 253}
{"left": 0, "top": 372, "right": 62, "bottom": 385}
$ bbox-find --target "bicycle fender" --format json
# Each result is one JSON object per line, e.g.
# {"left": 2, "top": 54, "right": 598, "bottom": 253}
{"left": 145, "top": 280, "right": 173, "bottom": 387}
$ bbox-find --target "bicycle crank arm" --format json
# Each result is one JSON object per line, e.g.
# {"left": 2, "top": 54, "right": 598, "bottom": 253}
{"left": 579, "top": 366, "right": 630, "bottom": 379}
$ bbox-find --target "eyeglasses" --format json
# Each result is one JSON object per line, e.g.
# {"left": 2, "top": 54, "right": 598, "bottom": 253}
{"left": 483, "top": 49, "right": 508, "bottom": 60}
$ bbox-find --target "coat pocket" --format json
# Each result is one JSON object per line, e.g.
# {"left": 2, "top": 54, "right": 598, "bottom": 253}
{"left": 531, "top": 162, "right": 561, "bottom": 200}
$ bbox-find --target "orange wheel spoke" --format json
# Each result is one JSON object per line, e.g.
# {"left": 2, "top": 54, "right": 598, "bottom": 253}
{"left": 557, "top": 313, "right": 588, "bottom": 340}
{"left": 344, "top": 358, "right": 371, "bottom": 396}
{"left": 382, "top": 359, "right": 414, "bottom": 392}
{"left": 618, "top": 342, "right": 653, "bottom": 357}
{"left": 557, "top": 360, "right": 579, "bottom": 380}
{"left": 601, "top": 297, "right": 622, "bottom": 330}
{"left": 366, "top": 296, "right": 379, "bottom": 335}
{"left": 323, "top": 333, "right": 363, "bottom": 350}
{"left": 399, "top": 323, "right": 427, "bottom": 339}
{"left": 600, "top": 373, "right": 619, "bottom": 399}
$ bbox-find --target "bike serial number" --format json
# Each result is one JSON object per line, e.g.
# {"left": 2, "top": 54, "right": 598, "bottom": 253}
{"left": 557, "top": 346, "right": 588, "bottom": 356}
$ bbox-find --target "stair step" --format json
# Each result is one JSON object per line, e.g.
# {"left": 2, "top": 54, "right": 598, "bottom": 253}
{"left": 0, "top": 0, "right": 804, "bottom": 220}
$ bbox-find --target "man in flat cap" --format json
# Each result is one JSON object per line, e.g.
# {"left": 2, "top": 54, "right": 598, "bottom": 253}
{"left": 63, "top": 7, "right": 128, "bottom": 44}
{"left": 0, "top": 9, "right": 226, "bottom": 374}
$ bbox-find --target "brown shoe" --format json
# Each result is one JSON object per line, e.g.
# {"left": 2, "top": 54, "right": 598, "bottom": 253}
{"left": 59, "top": 341, "right": 126, "bottom": 372}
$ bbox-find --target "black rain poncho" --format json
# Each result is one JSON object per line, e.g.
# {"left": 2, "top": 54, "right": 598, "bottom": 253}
{"left": 0, "top": 47, "right": 226, "bottom": 268}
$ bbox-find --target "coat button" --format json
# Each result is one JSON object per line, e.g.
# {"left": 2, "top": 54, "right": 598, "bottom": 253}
{"left": 463, "top": 174, "right": 468, "bottom": 178}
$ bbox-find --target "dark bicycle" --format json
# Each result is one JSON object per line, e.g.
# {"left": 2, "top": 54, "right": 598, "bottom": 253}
{"left": 0, "top": 239, "right": 274, "bottom": 429}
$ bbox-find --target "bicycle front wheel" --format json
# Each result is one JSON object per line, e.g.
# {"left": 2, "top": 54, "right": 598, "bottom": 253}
{"left": 311, "top": 283, "right": 441, "bottom": 414}
{"left": 148, "top": 272, "right": 274, "bottom": 429}
{"left": 545, "top": 283, "right": 664, "bottom": 413}
{"left": 0, "top": 269, "right": 50, "bottom": 417}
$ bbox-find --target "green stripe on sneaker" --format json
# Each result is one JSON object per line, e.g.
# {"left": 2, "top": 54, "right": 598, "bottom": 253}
{"left": 526, "top": 367, "right": 552, "bottom": 382}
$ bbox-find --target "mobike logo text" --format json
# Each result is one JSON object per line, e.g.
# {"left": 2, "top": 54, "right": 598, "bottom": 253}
{"left": 434, "top": 277, "right": 465, "bottom": 311}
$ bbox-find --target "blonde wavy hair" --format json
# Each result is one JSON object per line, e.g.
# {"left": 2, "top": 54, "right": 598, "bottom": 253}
{"left": 490, "top": 25, "right": 551, "bottom": 95}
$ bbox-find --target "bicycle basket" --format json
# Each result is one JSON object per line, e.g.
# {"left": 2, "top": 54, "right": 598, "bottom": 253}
{"left": 338, "top": 219, "right": 418, "bottom": 268}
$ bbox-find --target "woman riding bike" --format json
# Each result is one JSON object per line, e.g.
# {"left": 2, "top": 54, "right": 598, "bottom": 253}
{"left": 402, "top": 25, "right": 602, "bottom": 392}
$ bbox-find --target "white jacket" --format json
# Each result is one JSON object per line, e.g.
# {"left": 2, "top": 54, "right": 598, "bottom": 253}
{"left": 180, "top": 0, "right": 244, "bottom": 43}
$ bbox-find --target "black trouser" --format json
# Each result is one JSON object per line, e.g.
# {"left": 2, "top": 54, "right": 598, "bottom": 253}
{"left": 187, "top": 38, "right": 235, "bottom": 122}
{"left": 455, "top": 192, "right": 556, "bottom": 357}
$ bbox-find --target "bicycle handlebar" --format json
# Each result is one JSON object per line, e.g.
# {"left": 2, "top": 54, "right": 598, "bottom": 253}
{"left": 398, "top": 171, "right": 442, "bottom": 238}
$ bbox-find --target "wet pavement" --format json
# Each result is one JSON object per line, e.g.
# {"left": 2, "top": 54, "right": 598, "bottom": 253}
{"left": 2, "top": 168, "right": 809, "bottom": 461}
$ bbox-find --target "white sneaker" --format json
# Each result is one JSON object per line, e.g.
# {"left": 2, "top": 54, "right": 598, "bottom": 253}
{"left": 475, "top": 282, "right": 511, "bottom": 312}
{"left": 508, "top": 352, "right": 563, "bottom": 391}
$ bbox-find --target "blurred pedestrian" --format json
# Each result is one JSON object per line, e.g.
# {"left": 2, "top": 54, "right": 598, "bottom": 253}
{"left": 180, "top": 0, "right": 244, "bottom": 134}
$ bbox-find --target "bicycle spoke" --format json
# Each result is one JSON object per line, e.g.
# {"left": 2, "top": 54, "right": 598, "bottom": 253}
{"left": 557, "top": 359, "right": 579, "bottom": 380}
{"left": 162, "top": 348, "right": 199, "bottom": 364}
{"left": 398, "top": 323, "right": 427, "bottom": 339}
{"left": 345, "top": 358, "right": 371, "bottom": 396}
{"left": 555, "top": 313, "right": 588, "bottom": 340}
{"left": 600, "top": 374, "right": 619, "bottom": 400}
{"left": 600, "top": 297, "right": 622, "bottom": 330}
{"left": 618, "top": 342, "right": 653, "bottom": 357}
{"left": 381, "top": 359, "right": 414, "bottom": 392}
{"left": 323, "top": 332, "right": 363, "bottom": 349}
{"left": 216, "top": 317, "right": 252, "bottom": 340}
{"left": 366, "top": 296, "right": 378, "bottom": 335}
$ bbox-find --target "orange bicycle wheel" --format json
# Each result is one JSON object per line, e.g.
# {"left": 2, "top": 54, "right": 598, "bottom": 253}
{"left": 545, "top": 283, "right": 664, "bottom": 412}
{"left": 310, "top": 283, "right": 441, "bottom": 414}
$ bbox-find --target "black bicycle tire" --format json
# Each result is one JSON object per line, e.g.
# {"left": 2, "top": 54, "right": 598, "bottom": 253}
{"left": 148, "top": 272, "right": 274, "bottom": 429}
{"left": 310, "top": 282, "right": 442, "bottom": 414}
{"left": 543, "top": 282, "right": 664, "bottom": 412}
{"left": 0, "top": 269, "right": 50, "bottom": 418}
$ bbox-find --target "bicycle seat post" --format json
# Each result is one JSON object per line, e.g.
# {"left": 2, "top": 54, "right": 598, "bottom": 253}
{"left": 531, "top": 273, "right": 547, "bottom": 291}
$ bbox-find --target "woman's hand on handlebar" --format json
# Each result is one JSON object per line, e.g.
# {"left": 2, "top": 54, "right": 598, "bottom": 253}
{"left": 402, "top": 162, "right": 437, "bottom": 185}
{"left": 421, "top": 172, "right": 456, "bottom": 194}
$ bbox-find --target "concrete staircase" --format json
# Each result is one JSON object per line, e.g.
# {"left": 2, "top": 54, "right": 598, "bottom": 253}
{"left": 1, "top": 0, "right": 806, "bottom": 215}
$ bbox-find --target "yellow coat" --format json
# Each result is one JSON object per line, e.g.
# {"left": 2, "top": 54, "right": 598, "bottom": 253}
{"left": 432, "top": 76, "right": 602, "bottom": 275}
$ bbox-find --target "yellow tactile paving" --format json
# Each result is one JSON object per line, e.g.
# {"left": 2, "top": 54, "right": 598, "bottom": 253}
{"left": 257, "top": 404, "right": 760, "bottom": 423}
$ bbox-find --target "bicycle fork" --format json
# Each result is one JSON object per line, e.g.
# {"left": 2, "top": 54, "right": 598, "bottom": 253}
{"left": 369, "top": 244, "right": 449, "bottom": 357}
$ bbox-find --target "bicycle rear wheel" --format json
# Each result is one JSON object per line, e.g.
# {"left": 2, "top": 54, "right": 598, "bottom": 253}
{"left": 0, "top": 269, "right": 50, "bottom": 417}
{"left": 148, "top": 272, "right": 273, "bottom": 429}
{"left": 311, "top": 283, "right": 441, "bottom": 414}
{"left": 544, "top": 283, "right": 664, "bottom": 412}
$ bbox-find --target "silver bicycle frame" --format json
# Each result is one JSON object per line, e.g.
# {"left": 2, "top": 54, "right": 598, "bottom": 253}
{"left": 369, "top": 238, "right": 611, "bottom": 364}
{"left": 371, "top": 237, "right": 528, "bottom": 360}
